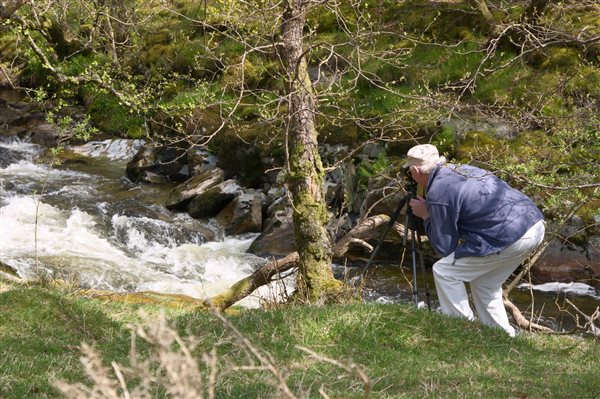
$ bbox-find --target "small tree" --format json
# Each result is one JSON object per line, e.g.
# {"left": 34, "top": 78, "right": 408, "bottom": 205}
{"left": 279, "top": 0, "right": 341, "bottom": 300}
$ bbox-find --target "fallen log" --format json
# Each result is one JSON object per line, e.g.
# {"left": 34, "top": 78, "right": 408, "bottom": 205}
{"left": 206, "top": 214, "right": 404, "bottom": 311}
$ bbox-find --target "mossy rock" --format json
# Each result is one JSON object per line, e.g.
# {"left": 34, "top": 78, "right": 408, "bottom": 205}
{"left": 19, "top": 59, "right": 51, "bottom": 88}
{"left": 126, "top": 125, "right": 147, "bottom": 139}
{"left": 455, "top": 131, "right": 501, "bottom": 162}
{"left": 579, "top": 199, "right": 600, "bottom": 233}
{"left": 36, "top": 148, "right": 96, "bottom": 166}
{"left": 318, "top": 120, "right": 358, "bottom": 146}
{"left": 146, "top": 30, "right": 174, "bottom": 46}
{"left": 509, "top": 130, "right": 548, "bottom": 150}
{"left": 567, "top": 66, "right": 600, "bottom": 100}
{"left": 0, "top": 261, "right": 19, "bottom": 278}
{"left": 92, "top": 291, "right": 205, "bottom": 309}
{"left": 82, "top": 86, "right": 144, "bottom": 134}
{"left": 142, "top": 43, "right": 176, "bottom": 65}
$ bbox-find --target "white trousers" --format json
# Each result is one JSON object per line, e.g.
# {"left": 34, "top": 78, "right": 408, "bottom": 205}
{"left": 432, "top": 220, "right": 545, "bottom": 337}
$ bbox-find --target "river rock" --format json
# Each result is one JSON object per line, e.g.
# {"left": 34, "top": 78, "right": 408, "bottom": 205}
{"left": 0, "top": 67, "right": 21, "bottom": 87}
{"left": 248, "top": 203, "right": 296, "bottom": 257}
{"left": 26, "top": 123, "right": 60, "bottom": 147}
{"left": 166, "top": 168, "right": 225, "bottom": 211}
{"left": 531, "top": 238, "right": 593, "bottom": 285}
{"left": 187, "top": 179, "right": 242, "bottom": 219}
{"left": 187, "top": 146, "right": 217, "bottom": 175}
{"left": 530, "top": 217, "right": 600, "bottom": 288}
{"left": 0, "top": 125, "right": 27, "bottom": 139}
{"left": 126, "top": 144, "right": 189, "bottom": 183}
{"left": 586, "top": 235, "right": 600, "bottom": 277}
{"left": 0, "top": 106, "right": 25, "bottom": 127}
{"left": 0, "top": 146, "right": 28, "bottom": 168}
{"left": 0, "top": 260, "right": 20, "bottom": 280}
{"left": 215, "top": 190, "right": 264, "bottom": 235}
{"left": 69, "top": 139, "right": 145, "bottom": 161}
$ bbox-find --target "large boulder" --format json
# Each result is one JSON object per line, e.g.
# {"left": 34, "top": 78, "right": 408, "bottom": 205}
{"left": 187, "top": 179, "right": 242, "bottom": 219}
{"left": 247, "top": 202, "right": 296, "bottom": 257}
{"left": 215, "top": 190, "right": 264, "bottom": 235}
{"left": 26, "top": 123, "right": 60, "bottom": 147}
{"left": 165, "top": 168, "right": 225, "bottom": 211}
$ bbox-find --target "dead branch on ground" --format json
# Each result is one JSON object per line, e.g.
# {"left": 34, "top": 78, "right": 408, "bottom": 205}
{"left": 206, "top": 214, "right": 405, "bottom": 311}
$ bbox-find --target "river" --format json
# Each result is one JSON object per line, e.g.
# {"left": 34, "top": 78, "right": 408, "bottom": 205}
{"left": 0, "top": 107, "right": 598, "bottom": 334}
{"left": 0, "top": 138, "right": 273, "bottom": 306}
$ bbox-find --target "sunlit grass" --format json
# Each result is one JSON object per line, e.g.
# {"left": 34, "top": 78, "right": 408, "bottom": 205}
{"left": 1, "top": 276, "right": 599, "bottom": 399}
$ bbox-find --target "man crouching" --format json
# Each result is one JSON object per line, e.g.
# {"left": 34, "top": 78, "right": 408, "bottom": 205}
{"left": 406, "top": 144, "right": 545, "bottom": 337}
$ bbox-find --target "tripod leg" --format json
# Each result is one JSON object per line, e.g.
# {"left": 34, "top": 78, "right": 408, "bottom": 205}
{"left": 417, "top": 233, "right": 432, "bottom": 310}
{"left": 360, "top": 195, "right": 410, "bottom": 280}
{"left": 409, "top": 219, "right": 419, "bottom": 307}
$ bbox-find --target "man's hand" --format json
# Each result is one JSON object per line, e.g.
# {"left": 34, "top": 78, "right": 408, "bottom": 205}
{"left": 409, "top": 196, "right": 429, "bottom": 220}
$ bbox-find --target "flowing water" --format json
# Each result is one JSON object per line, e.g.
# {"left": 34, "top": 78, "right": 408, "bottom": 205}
{"left": 0, "top": 118, "right": 598, "bottom": 333}
{"left": 0, "top": 138, "right": 272, "bottom": 306}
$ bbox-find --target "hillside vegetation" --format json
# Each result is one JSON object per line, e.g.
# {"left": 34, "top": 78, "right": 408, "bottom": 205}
{"left": 1, "top": 0, "right": 598, "bottom": 223}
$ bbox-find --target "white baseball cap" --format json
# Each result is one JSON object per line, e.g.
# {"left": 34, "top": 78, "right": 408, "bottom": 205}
{"left": 403, "top": 144, "right": 441, "bottom": 168}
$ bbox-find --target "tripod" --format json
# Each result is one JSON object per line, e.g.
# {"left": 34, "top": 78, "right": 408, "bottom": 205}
{"left": 360, "top": 178, "right": 432, "bottom": 310}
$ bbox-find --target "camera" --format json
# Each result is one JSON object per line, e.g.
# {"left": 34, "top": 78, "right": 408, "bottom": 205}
{"left": 400, "top": 165, "right": 424, "bottom": 234}
{"left": 400, "top": 165, "right": 418, "bottom": 197}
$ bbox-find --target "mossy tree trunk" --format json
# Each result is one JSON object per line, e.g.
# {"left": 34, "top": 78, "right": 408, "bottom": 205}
{"left": 280, "top": 0, "right": 341, "bottom": 302}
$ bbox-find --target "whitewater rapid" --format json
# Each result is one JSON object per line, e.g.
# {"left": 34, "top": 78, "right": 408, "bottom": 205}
{"left": 0, "top": 140, "right": 278, "bottom": 306}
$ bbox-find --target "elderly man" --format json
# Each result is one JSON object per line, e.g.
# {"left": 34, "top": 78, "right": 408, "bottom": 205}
{"left": 406, "top": 144, "right": 545, "bottom": 336}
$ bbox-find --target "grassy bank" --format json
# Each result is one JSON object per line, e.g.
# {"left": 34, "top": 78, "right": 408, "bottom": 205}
{"left": 1, "top": 276, "right": 599, "bottom": 399}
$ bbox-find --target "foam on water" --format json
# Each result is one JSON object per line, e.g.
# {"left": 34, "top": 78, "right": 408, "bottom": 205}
{"left": 0, "top": 194, "right": 269, "bottom": 303}
{"left": 518, "top": 282, "right": 600, "bottom": 299}
{"left": 0, "top": 140, "right": 293, "bottom": 308}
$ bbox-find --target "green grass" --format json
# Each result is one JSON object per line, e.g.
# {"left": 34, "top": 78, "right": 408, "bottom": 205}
{"left": 1, "top": 276, "right": 599, "bottom": 398}
{"left": 0, "top": 285, "right": 126, "bottom": 398}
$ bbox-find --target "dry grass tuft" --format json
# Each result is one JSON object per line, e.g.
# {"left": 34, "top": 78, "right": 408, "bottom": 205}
{"left": 55, "top": 309, "right": 371, "bottom": 399}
